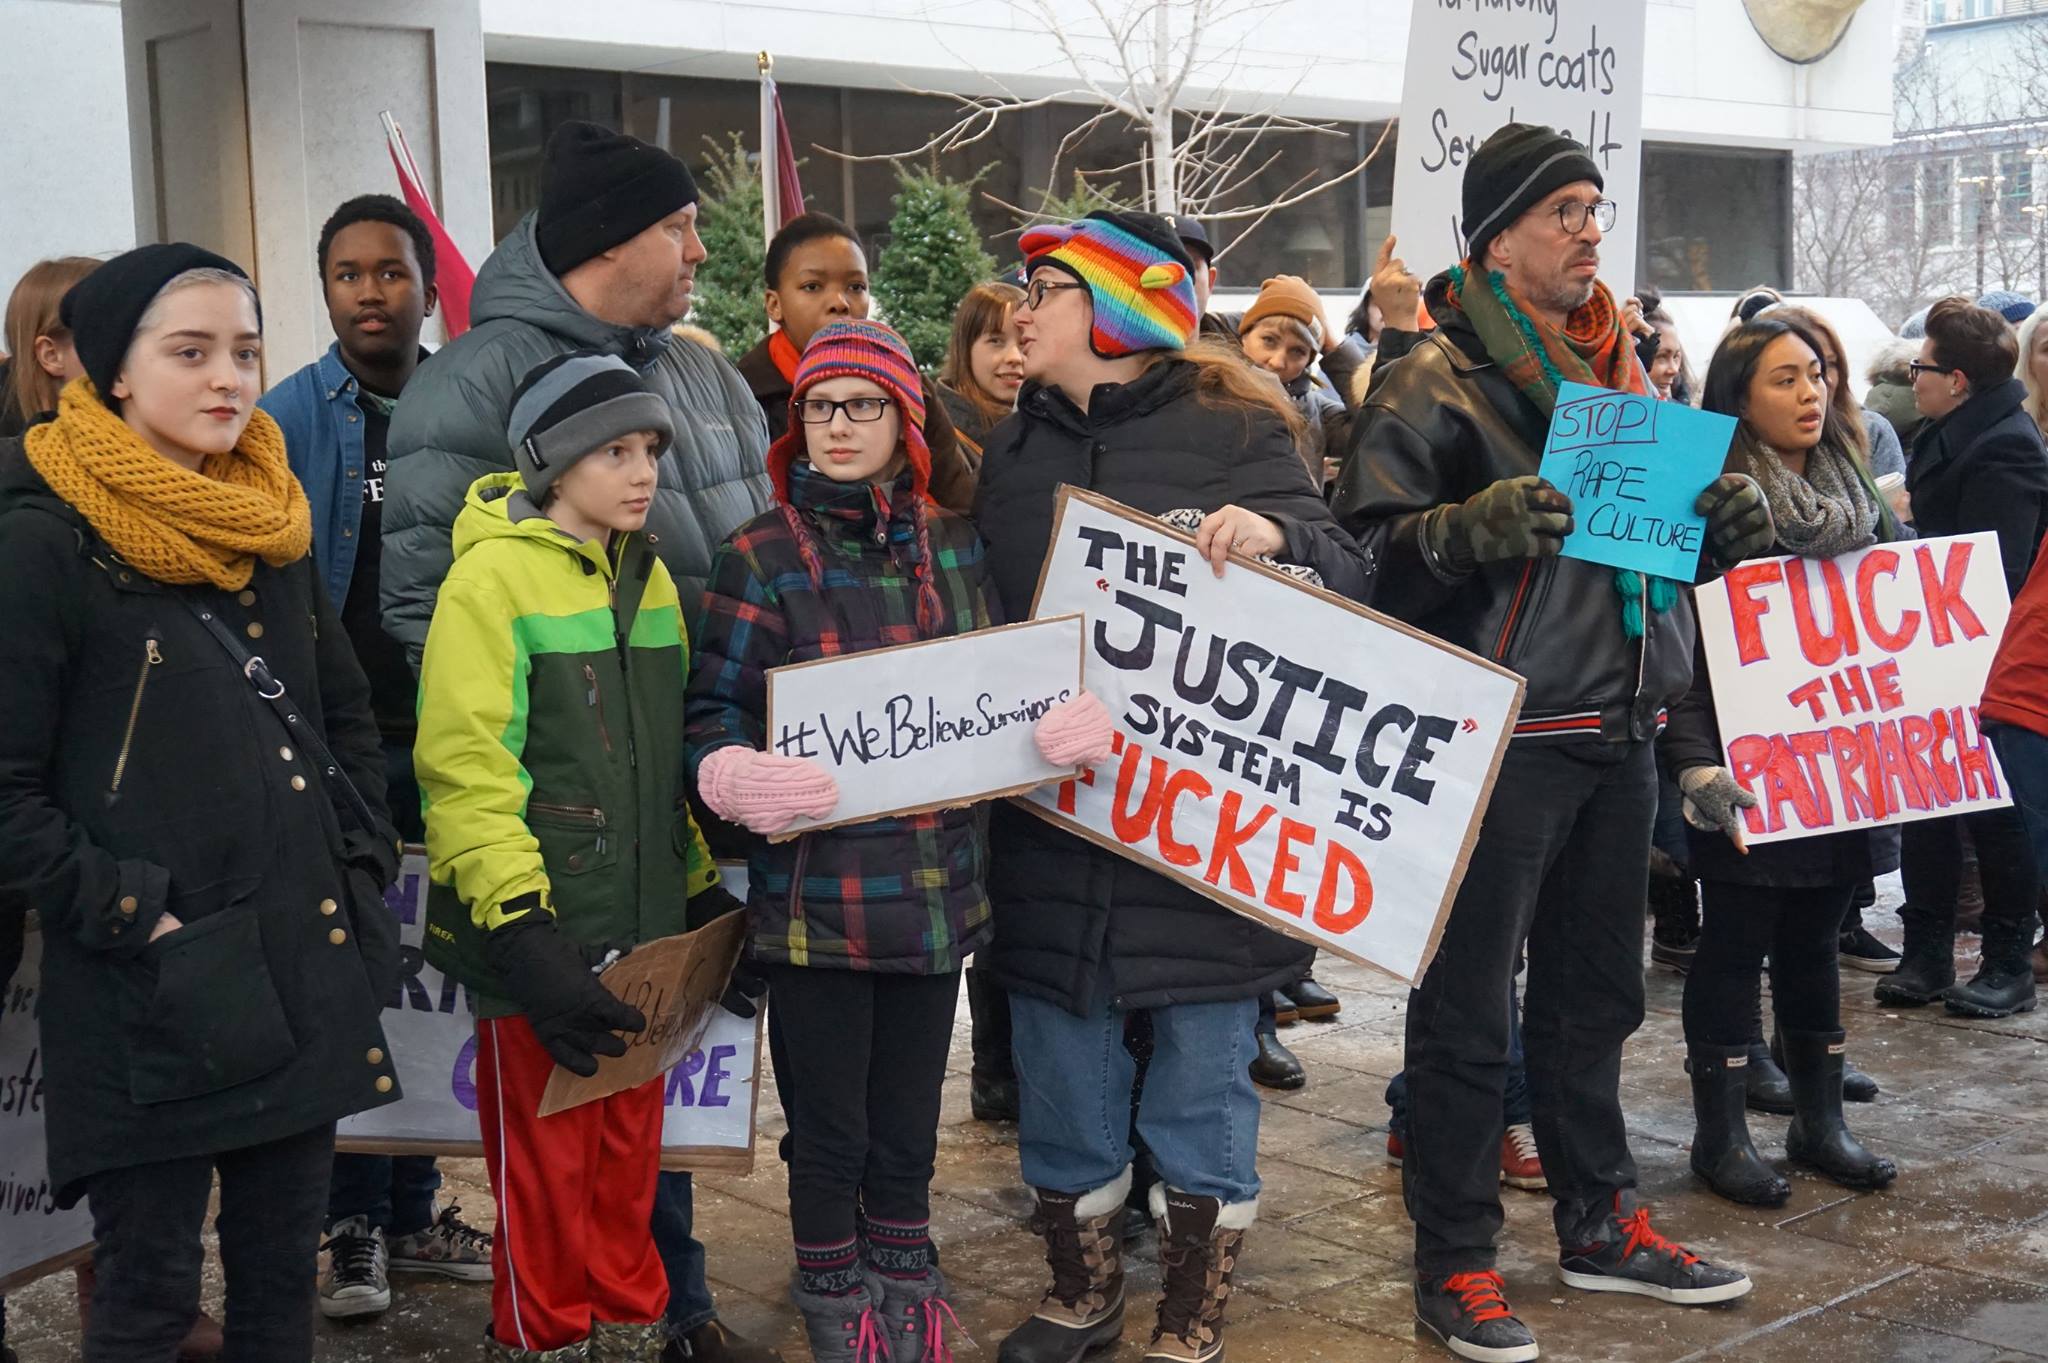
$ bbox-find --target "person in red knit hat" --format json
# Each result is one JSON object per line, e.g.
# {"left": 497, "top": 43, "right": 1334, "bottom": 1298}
{"left": 685, "top": 318, "right": 1114, "bottom": 1363}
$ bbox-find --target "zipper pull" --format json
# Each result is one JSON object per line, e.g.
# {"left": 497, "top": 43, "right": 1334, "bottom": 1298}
{"left": 146, "top": 639, "right": 163, "bottom": 665}
{"left": 583, "top": 663, "right": 598, "bottom": 707}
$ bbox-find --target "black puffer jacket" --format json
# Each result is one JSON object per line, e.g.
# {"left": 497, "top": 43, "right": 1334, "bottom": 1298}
{"left": 972, "top": 358, "right": 1370, "bottom": 1013}
{"left": 1907, "top": 378, "right": 2048, "bottom": 599}
{"left": 0, "top": 444, "right": 401, "bottom": 1204}
{"left": 1331, "top": 273, "right": 1697, "bottom": 744}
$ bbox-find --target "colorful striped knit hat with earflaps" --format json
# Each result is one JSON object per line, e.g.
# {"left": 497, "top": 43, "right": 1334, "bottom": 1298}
{"left": 1018, "top": 211, "right": 1200, "bottom": 357}
{"left": 764, "top": 318, "right": 943, "bottom": 635}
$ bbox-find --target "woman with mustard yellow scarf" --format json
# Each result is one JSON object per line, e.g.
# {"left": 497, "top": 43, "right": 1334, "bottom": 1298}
{"left": 0, "top": 244, "right": 404, "bottom": 1362}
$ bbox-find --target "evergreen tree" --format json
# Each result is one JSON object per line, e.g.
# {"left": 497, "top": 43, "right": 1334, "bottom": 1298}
{"left": 1028, "top": 172, "right": 1139, "bottom": 224}
{"left": 873, "top": 168, "right": 997, "bottom": 374}
{"left": 690, "top": 132, "right": 768, "bottom": 357}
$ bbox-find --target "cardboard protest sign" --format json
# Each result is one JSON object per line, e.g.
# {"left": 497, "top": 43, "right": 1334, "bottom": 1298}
{"left": 335, "top": 854, "right": 759, "bottom": 1172}
{"left": 1025, "top": 489, "right": 1524, "bottom": 985}
{"left": 1390, "top": 0, "right": 1648, "bottom": 287}
{"left": 539, "top": 913, "right": 747, "bottom": 1117}
{"left": 1, "top": 923, "right": 94, "bottom": 1292}
{"left": 1694, "top": 533, "right": 2014, "bottom": 845}
{"left": 1537, "top": 381, "right": 1735, "bottom": 580}
{"left": 765, "top": 615, "right": 1086, "bottom": 836}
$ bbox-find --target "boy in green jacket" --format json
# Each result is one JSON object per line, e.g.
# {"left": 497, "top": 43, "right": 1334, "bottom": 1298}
{"left": 415, "top": 350, "right": 732, "bottom": 1362}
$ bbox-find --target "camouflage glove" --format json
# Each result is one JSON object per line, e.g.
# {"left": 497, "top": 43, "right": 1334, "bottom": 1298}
{"left": 1426, "top": 475, "right": 1575, "bottom": 574}
{"left": 1696, "top": 473, "right": 1775, "bottom": 570}
{"left": 1679, "top": 765, "right": 1759, "bottom": 843}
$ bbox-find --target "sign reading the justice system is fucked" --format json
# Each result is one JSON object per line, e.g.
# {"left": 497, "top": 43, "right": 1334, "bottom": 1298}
{"left": 1025, "top": 489, "right": 1525, "bottom": 985}
{"left": 1694, "top": 532, "right": 2014, "bottom": 844}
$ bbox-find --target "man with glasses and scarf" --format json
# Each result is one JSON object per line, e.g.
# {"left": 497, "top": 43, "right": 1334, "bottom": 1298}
{"left": 1333, "top": 125, "right": 1777, "bottom": 1363}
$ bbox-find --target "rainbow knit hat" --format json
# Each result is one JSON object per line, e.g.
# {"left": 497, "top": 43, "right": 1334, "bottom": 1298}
{"left": 1019, "top": 211, "right": 1199, "bottom": 358}
{"left": 765, "top": 318, "right": 931, "bottom": 504}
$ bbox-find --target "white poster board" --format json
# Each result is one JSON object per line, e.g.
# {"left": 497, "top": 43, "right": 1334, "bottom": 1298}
{"left": 765, "top": 616, "right": 1085, "bottom": 836}
{"left": 1390, "top": 0, "right": 1648, "bottom": 289}
{"left": 334, "top": 854, "right": 759, "bottom": 1172}
{"left": 1694, "top": 533, "right": 2014, "bottom": 845}
{"left": 1025, "top": 489, "right": 1524, "bottom": 985}
{"left": 1, "top": 924, "right": 95, "bottom": 1292}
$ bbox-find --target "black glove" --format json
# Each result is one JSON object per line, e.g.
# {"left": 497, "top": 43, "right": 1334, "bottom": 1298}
{"left": 688, "top": 883, "right": 765, "bottom": 1018}
{"left": 481, "top": 910, "right": 646, "bottom": 1076}
{"left": 1428, "top": 475, "right": 1576, "bottom": 573}
{"left": 1696, "top": 473, "right": 1775, "bottom": 571}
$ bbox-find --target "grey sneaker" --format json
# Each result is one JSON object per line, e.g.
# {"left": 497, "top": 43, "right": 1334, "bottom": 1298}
{"left": 319, "top": 1215, "right": 391, "bottom": 1319}
{"left": 389, "top": 1201, "right": 494, "bottom": 1281}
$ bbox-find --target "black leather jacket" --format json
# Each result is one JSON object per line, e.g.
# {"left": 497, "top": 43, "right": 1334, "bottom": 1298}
{"left": 1330, "top": 274, "right": 1697, "bottom": 744}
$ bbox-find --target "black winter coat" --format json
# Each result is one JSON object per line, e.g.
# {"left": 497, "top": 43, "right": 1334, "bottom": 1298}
{"left": 0, "top": 445, "right": 402, "bottom": 1204}
{"left": 1332, "top": 274, "right": 1696, "bottom": 745}
{"left": 1906, "top": 378, "right": 2048, "bottom": 599}
{"left": 972, "top": 359, "right": 1370, "bottom": 1013}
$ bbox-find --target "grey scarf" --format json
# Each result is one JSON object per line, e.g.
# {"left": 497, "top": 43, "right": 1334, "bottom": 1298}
{"left": 1743, "top": 441, "right": 1879, "bottom": 559}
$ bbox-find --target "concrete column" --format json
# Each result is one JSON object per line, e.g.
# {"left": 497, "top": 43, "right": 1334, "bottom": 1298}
{"left": 120, "top": 0, "right": 492, "bottom": 381}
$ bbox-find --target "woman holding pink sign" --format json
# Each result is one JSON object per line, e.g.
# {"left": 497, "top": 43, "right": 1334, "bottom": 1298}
{"left": 1662, "top": 314, "right": 1902, "bottom": 1208}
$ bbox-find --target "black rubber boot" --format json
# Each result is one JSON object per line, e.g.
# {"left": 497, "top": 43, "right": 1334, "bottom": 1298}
{"left": 1780, "top": 1029, "right": 1896, "bottom": 1190}
{"left": 1946, "top": 916, "right": 2039, "bottom": 1018}
{"left": 1688, "top": 1044, "right": 1790, "bottom": 1207}
{"left": 1741, "top": 1041, "right": 1793, "bottom": 1116}
{"left": 1772, "top": 1025, "right": 1879, "bottom": 1103}
{"left": 1648, "top": 861, "right": 1700, "bottom": 976}
{"left": 968, "top": 968, "right": 1020, "bottom": 1121}
{"left": 1874, "top": 914, "right": 1955, "bottom": 1006}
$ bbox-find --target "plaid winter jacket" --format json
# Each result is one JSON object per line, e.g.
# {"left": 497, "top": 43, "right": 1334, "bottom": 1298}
{"left": 686, "top": 461, "right": 997, "bottom": 974}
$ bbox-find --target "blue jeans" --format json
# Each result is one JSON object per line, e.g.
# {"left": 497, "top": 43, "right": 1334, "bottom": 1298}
{"left": 1385, "top": 998, "right": 1530, "bottom": 1138}
{"left": 1011, "top": 992, "right": 1261, "bottom": 1205}
{"left": 651, "top": 1172, "right": 717, "bottom": 1335}
{"left": 327, "top": 1154, "right": 442, "bottom": 1236}
{"left": 1989, "top": 722, "right": 2048, "bottom": 886}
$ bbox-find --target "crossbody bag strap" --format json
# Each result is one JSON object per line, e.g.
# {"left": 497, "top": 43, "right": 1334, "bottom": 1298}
{"left": 175, "top": 593, "right": 381, "bottom": 835}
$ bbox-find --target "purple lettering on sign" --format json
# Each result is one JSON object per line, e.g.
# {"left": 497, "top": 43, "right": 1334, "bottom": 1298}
{"left": 452, "top": 1033, "right": 478, "bottom": 1112}
{"left": 699, "top": 1045, "right": 736, "bottom": 1108}
{"left": 665, "top": 1050, "right": 707, "bottom": 1107}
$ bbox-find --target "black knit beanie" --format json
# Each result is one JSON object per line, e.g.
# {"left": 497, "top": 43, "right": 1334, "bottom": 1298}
{"left": 1461, "top": 124, "right": 1604, "bottom": 269}
{"left": 61, "top": 243, "right": 255, "bottom": 407}
{"left": 535, "top": 122, "right": 700, "bottom": 277}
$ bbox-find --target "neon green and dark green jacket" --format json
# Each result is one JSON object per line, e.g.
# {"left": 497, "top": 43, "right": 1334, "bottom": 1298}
{"left": 416, "top": 471, "right": 719, "bottom": 1016}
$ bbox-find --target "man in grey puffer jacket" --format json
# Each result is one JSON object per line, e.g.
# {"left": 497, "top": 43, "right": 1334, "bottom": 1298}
{"left": 382, "top": 121, "right": 777, "bottom": 1363}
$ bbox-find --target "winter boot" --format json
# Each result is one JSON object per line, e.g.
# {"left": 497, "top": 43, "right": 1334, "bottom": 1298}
{"left": 1648, "top": 858, "right": 1700, "bottom": 975}
{"left": 589, "top": 1322, "right": 667, "bottom": 1363}
{"left": 874, "top": 1268, "right": 969, "bottom": 1363}
{"left": 998, "top": 1171, "right": 1127, "bottom": 1363}
{"left": 1687, "top": 1044, "right": 1790, "bottom": 1207}
{"left": 1771, "top": 1025, "right": 1879, "bottom": 1103}
{"left": 1945, "top": 915, "right": 2039, "bottom": 1018}
{"left": 1740, "top": 1041, "right": 1793, "bottom": 1116}
{"left": 791, "top": 1279, "right": 889, "bottom": 1363}
{"left": 1142, "top": 1188, "right": 1249, "bottom": 1363}
{"left": 1874, "top": 915, "right": 1955, "bottom": 1006}
{"left": 1780, "top": 1029, "right": 1897, "bottom": 1189}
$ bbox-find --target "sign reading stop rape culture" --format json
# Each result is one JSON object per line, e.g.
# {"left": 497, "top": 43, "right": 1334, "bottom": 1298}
{"left": 1025, "top": 489, "right": 1525, "bottom": 985}
{"left": 1536, "top": 381, "right": 1736, "bottom": 581}
{"left": 1694, "top": 533, "right": 2014, "bottom": 845}
{"left": 1390, "top": 0, "right": 1648, "bottom": 288}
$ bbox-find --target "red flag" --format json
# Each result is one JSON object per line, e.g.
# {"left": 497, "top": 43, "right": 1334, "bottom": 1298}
{"left": 759, "top": 60, "right": 807, "bottom": 246}
{"left": 382, "top": 112, "right": 477, "bottom": 338}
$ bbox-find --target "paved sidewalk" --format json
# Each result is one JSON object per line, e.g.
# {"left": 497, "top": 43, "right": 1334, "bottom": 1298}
{"left": 11, "top": 883, "right": 2048, "bottom": 1362}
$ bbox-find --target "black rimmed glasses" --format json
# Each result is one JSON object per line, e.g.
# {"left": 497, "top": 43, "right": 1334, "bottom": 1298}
{"left": 1025, "top": 278, "right": 1088, "bottom": 310}
{"left": 795, "top": 396, "right": 894, "bottom": 424}
{"left": 1907, "top": 361, "right": 1951, "bottom": 379}
{"left": 1555, "top": 198, "right": 1618, "bottom": 235}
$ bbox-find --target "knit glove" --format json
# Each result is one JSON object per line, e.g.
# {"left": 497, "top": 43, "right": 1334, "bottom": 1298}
{"left": 1035, "top": 692, "right": 1116, "bottom": 767}
{"left": 1696, "top": 473, "right": 1775, "bottom": 570}
{"left": 481, "top": 913, "right": 647, "bottom": 1077}
{"left": 1426, "top": 476, "right": 1575, "bottom": 573}
{"left": 1679, "top": 765, "right": 1760, "bottom": 845}
{"left": 697, "top": 745, "right": 839, "bottom": 837}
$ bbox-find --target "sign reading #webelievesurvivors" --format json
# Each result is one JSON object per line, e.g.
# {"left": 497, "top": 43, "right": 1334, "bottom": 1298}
{"left": 1695, "top": 533, "right": 2014, "bottom": 845}
{"left": 1391, "top": 0, "right": 1648, "bottom": 287}
{"left": 765, "top": 616, "right": 1085, "bottom": 837}
{"left": 1537, "top": 381, "right": 1735, "bottom": 581}
{"left": 1025, "top": 489, "right": 1524, "bottom": 985}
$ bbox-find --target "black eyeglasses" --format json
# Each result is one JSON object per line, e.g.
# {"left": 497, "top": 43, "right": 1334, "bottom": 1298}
{"left": 1554, "top": 198, "right": 1619, "bottom": 234}
{"left": 1907, "top": 361, "right": 1951, "bottom": 378}
{"left": 795, "top": 396, "right": 893, "bottom": 424}
{"left": 1025, "top": 278, "right": 1088, "bottom": 310}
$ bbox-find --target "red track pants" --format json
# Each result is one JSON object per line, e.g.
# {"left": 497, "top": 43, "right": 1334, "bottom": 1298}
{"left": 476, "top": 1015, "right": 668, "bottom": 1350}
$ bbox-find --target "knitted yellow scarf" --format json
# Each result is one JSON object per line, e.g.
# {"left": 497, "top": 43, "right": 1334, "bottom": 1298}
{"left": 24, "top": 380, "right": 311, "bottom": 591}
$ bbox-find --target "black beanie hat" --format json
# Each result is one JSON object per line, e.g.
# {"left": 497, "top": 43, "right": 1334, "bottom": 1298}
{"left": 61, "top": 242, "right": 255, "bottom": 407}
{"left": 536, "top": 121, "right": 700, "bottom": 277}
{"left": 1461, "top": 123, "right": 1604, "bottom": 269}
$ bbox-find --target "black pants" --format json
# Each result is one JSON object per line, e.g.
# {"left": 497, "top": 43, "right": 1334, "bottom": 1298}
{"left": 1684, "top": 881, "right": 1849, "bottom": 1047}
{"left": 1403, "top": 740, "right": 1654, "bottom": 1276}
{"left": 82, "top": 1122, "right": 334, "bottom": 1363}
{"left": 965, "top": 967, "right": 1013, "bottom": 1084}
{"left": 1902, "top": 808, "right": 2041, "bottom": 959}
{"left": 765, "top": 966, "right": 961, "bottom": 1247}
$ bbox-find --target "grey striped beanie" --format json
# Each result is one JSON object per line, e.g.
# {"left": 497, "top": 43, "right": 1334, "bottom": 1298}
{"left": 506, "top": 350, "right": 674, "bottom": 500}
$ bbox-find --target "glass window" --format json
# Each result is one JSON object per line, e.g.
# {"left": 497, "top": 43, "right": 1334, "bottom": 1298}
{"left": 486, "top": 64, "right": 625, "bottom": 243}
{"left": 1923, "top": 158, "right": 1953, "bottom": 245}
{"left": 2001, "top": 151, "right": 2035, "bottom": 236}
{"left": 1637, "top": 144, "right": 1790, "bottom": 292}
{"left": 1886, "top": 159, "right": 1918, "bottom": 239}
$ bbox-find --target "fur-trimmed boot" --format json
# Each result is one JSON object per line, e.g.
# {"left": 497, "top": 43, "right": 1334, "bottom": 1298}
{"left": 791, "top": 1278, "right": 889, "bottom": 1363}
{"left": 997, "top": 1168, "right": 1128, "bottom": 1363}
{"left": 874, "top": 1267, "right": 971, "bottom": 1363}
{"left": 1141, "top": 1187, "right": 1251, "bottom": 1363}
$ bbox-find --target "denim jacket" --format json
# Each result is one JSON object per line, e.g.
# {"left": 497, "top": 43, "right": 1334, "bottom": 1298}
{"left": 258, "top": 342, "right": 408, "bottom": 606}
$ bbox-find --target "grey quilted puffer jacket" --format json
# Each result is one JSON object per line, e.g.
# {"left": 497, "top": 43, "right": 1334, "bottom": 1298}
{"left": 381, "top": 213, "right": 772, "bottom": 660}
